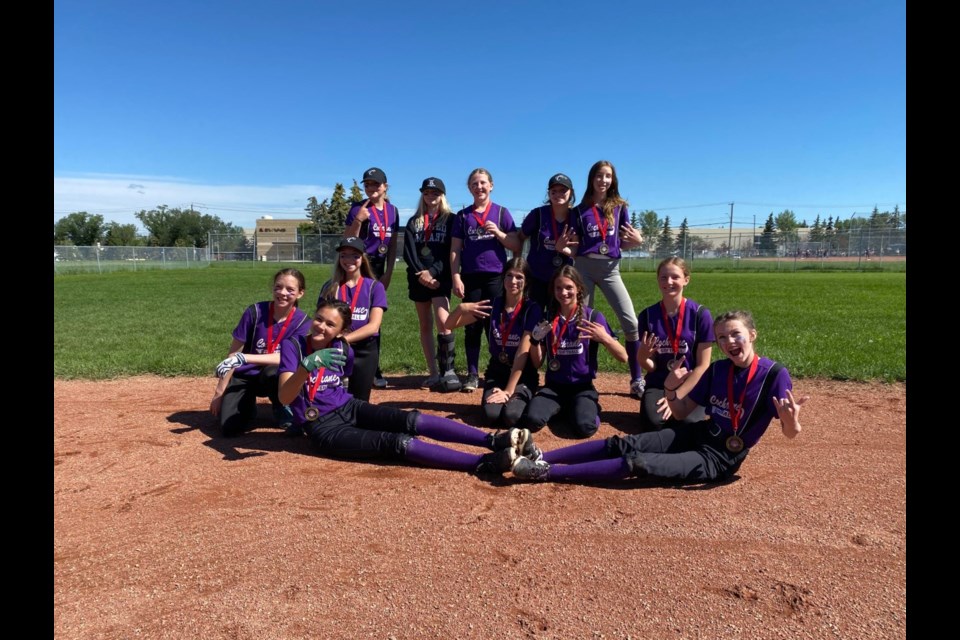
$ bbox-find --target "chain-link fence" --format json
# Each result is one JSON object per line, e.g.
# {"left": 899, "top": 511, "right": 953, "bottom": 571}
{"left": 56, "top": 227, "right": 905, "bottom": 275}
{"left": 53, "top": 245, "right": 211, "bottom": 274}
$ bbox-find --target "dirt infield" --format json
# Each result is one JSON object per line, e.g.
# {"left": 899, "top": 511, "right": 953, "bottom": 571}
{"left": 54, "top": 374, "right": 905, "bottom": 639}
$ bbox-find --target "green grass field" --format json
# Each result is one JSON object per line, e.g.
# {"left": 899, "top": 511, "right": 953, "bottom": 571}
{"left": 54, "top": 263, "right": 906, "bottom": 382}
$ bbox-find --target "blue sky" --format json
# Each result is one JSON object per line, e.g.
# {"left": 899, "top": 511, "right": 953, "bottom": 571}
{"left": 54, "top": 0, "right": 906, "bottom": 234}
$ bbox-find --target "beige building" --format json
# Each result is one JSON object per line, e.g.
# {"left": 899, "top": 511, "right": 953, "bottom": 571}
{"left": 254, "top": 217, "right": 305, "bottom": 261}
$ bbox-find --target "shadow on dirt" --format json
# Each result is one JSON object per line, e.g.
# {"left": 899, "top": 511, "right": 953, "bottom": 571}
{"left": 167, "top": 403, "right": 312, "bottom": 461}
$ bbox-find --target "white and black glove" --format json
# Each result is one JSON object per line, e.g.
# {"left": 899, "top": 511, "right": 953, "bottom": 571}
{"left": 530, "top": 320, "right": 551, "bottom": 344}
{"left": 215, "top": 353, "right": 246, "bottom": 378}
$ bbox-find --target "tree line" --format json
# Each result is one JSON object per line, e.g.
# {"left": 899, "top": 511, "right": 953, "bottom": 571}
{"left": 53, "top": 205, "right": 251, "bottom": 251}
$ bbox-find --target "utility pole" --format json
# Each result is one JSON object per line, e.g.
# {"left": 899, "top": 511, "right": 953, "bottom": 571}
{"left": 728, "top": 202, "right": 734, "bottom": 255}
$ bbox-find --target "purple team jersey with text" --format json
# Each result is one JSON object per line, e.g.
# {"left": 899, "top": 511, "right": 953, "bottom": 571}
{"left": 279, "top": 336, "right": 355, "bottom": 424}
{"left": 543, "top": 307, "right": 611, "bottom": 385}
{"left": 317, "top": 278, "right": 388, "bottom": 337}
{"left": 571, "top": 203, "right": 629, "bottom": 259}
{"left": 345, "top": 201, "right": 400, "bottom": 257}
{"left": 452, "top": 202, "right": 515, "bottom": 274}
{"left": 687, "top": 357, "right": 792, "bottom": 449}
{"left": 487, "top": 297, "right": 543, "bottom": 361}
{"left": 231, "top": 301, "right": 311, "bottom": 377}
{"left": 638, "top": 299, "right": 715, "bottom": 388}
{"left": 521, "top": 206, "right": 575, "bottom": 281}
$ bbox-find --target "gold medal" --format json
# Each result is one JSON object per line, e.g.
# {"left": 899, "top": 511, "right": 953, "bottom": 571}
{"left": 305, "top": 407, "right": 319, "bottom": 421}
{"left": 548, "top": 358, "right": 561, "bottom": 372}
{"left": 498, "top": 351, "right": 510, "bottom": 364}
{"left": 377, "top": 244, "right": 388, "bottom": 255}
{"left": 725, "top": 435, "right": 744, "bottom": 453}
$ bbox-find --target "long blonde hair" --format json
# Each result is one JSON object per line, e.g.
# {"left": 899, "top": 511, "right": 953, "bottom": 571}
{"left": 412, "top": 193, "right": 453, "bottom": 232}
{"left": 320, "top": 250, "right": 377, "bottom": 299}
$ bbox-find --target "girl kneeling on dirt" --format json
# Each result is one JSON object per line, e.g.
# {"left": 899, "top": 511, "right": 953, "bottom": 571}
{"left": 445, "top": 257, "right": 542, "bottom": 429}
{"left": 508, "top": 310, "right": 808, "bottom": 483}
{"left": 278, "top": 299, "right": 540, "bottom": 477}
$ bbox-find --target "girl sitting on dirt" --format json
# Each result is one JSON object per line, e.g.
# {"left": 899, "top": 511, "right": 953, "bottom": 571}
{"left": 211, "top": 268, "right": 312, "bottom": 436}
{"left": 278, "top": 298, "right": 540, "bottom": 476}
{"left": 522, "top": 265, "right": 627, "bottom": 439}
{"left": 634, "top": 257, "right": 715, "bottom": 431}
{"left": 444, "top": 257, "right": 542, "bottom": 429}
{"left": 508, "top": 310, "right": 808, "bottom": 483}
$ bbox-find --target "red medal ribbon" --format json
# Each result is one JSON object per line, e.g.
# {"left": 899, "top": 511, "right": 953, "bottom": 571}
{"left": 304, "top": 342, "right": 327, "bottom": 402}
{"left": 266, "top": 302, "right": 296, "bottom": 354}
{"left": 472, "top": 201, "right": 492, "bottom": 229}
{"left": 369, "top": 204, "right": 388, "bottom": 248}
{"left": 550, "top": 303, "right": 578, "bottom": 360}
{"left": 338, "top": 277, "right": 364, "bottom": 314}
{"left": 659, "top": 297, "right": 687, "bottom": 359}
{"left": 422, "top": 210, "right": 436, "bottom": 244}
{"left": 499, "top": 299, "right": 524, "bottom": 354}
{"left": 591, "top": 205, "right": 609, "bottom": 245}
{"left": 727, "top": 355, "right": 760, "bottom": 435}
{"left": 548, "top": 206, "right": 566, "bottom": 252}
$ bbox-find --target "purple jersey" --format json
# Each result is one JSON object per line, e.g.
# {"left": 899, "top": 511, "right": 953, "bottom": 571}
{"left": 345, "top": 201, "right": 400, "bottom": 257}
{"left": 280, "top": 336, "right": 355, "bottom": 424}
{"left": 487, "top": 297, "right": 543, "bottom": 361}
{"left": 638, "top": 299, "right": 715, "bottom": 388}
{"left": 452, "top": 202, "right": 516, "bottom": 274}
{"left": 521, "top": 206, "right": 575, "bottom": 281}
{"left": 688, "top": 357, "right": 792, "bottom": 449}
{"left": 571, "top": 203, "right": 629, "bottom": 259}
{"left": 317, "top": 278, "right": 388, "bottom": 337}
{"left": 543, "top": 307, "right": 611, "bottom": 385}
{"left": 231, "top": 301, "right": 311, "bottom": 377}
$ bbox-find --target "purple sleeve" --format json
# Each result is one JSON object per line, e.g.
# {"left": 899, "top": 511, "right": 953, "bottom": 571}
{"left": 291, "top": 308, "right": 312, "bottom": 340}
{"left": 499, "top": 207, "right": 516, "bottom": 233}
{"left": 523, "top": 301, "right": 543, "bottom": 332}
{"left": 594, "top": 309, "right": 617, "bottom": 340}
{"left": 521, "top": 209, "right": 538, "bottom": 238}
{"left": 371, "top": 281, "right": 388, "bottom": 310}
{"left": 344, "top": 203, "right": 362, "bottom": 227}
{"left": 687, "top": 361, "right": 715, "bottom": 408}
{"left": 451, "top": 211, "right": 465, "bottom": 240}
{"left": 279, "top": 336, "right": 304, "bottom": 375}
{"left": 697, "top": 304, "right": 715, "bottom": 343}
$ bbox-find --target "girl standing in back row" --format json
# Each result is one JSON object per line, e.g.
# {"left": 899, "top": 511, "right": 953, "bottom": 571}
{"left": 570, "top": 160, "right": 645, "bottom": 398}
{"left": 450, "top": 168, "right": 517, "bottom": 392}
{"left": 403, "top": 177, "right": 461, "bottom": 392}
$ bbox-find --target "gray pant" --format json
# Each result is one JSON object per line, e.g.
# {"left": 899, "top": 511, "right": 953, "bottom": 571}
{"left": 573, "top": 256, "right": 640, "bottom": 341}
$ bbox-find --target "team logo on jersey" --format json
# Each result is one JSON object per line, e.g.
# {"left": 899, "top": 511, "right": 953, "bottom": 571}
{"left": 555, "top": 338, "right": 585, "bottom": 357}
{"left": 352, "top": 306, "right": 370, "bottom": 321}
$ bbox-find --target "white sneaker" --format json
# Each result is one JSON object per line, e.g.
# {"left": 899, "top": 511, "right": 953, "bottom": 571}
{"left": 630, "top": 378, "right": 646, "bottom": 398}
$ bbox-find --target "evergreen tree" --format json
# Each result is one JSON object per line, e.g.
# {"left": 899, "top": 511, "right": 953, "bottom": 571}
{"left": 759, "top": 213, "right": 777, "bottom": 256}
{"left": 305, "top": 196, "right": 330, "bottom": 234}
{"left": 630, "top": 210, "right": 639, "bottom": 229}
{"left": 349, "top": 180, "right": 364, "bottom": 204}
{"left": 325, "top": 183, "right": 352, "bottom": 232}
{"left": 657, "top": 216, "right": 674, "bottom": 258}
{"left": 808, "top": 215, "right": 824, "bottom": 244}
{"left": 673, "top": 217, "right": 690, "bottom": 258}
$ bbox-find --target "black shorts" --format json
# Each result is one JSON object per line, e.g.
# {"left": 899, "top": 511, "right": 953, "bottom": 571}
{"left": 407, "top": 271, "right": 452, "bottom": 302}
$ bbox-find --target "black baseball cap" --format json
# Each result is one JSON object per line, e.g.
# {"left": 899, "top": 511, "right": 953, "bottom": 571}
{"left": 361, "top": 167, "right": 387, "bottom": 184}
{"left": 419, "top": 177, "right": 446, "bottom": 194}
{"left": 548, "top": 173, "right": 574, "bottom": 190}
{"left": 336, "top": 237, "right": 366, "bottom": 253}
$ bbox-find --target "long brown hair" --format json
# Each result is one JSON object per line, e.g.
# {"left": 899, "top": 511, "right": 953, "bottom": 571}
{"left": 581, "top": 160, "right": 628, "bottom": 225}
{"left": 546, "top": 264, "right": 586, "bottom": 323}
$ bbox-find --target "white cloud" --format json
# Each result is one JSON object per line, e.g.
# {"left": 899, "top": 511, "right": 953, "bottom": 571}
{"left": 54, "top": 173, "right": 332, "bottom": 231}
